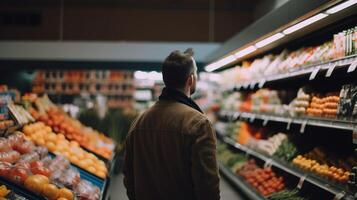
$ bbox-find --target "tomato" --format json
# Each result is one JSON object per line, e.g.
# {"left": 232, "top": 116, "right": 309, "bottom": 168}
{"left": 15, "top": 162, "right": 31, "bottom": 171}
{"left": 30, "top": 161, "right": 43, "bottom": 169}
{"left": 31, "top": 166, "right": 51, "bottom": 177}
{"left": 10, "top": 167, "right": 29, "bottom": 185}
{"left": 0, "top": 162, "right": 11, "bottom": 178}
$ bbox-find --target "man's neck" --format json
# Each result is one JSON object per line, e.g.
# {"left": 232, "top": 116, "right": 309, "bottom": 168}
{"left": 174, "top": 87, "right": 190, "bottom": 98}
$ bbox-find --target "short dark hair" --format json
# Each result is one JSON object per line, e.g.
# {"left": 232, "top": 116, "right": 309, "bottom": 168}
{"left": 162, "top": 48, "right": 195, "bottom": 89}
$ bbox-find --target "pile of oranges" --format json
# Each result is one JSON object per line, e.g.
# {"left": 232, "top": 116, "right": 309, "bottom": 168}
{"left": 29, "top": 107, "right": 114, "bottom": 159}
{"left": 23, "top": 122, "right": 108, "bottom": 179}
{"left": 24, "top": 174, "right": 73, "bottom": 200}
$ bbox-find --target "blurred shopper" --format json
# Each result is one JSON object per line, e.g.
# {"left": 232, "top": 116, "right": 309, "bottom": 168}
{"left": 123, "top": 49, "right": 220, "bottom": 200}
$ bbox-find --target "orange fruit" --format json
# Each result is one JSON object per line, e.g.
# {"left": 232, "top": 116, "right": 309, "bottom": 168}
{"left": 44, "top": 126, "right": 52, "bottom": 133}
{"left": 69, "top": 141, "right": 79, "bottom": 147}
{"left": 58, "top": 188, "right": 73, "bottom": 200}
{"left": 23, "top": 125, "right": 32, "bottom": 135}
{"left": 42, "top": 184, "right": 59, "bottom": 200}
{"left": 96, "top": 171, "right": 106, "bottom": 179}
{"left": 24, "top": 176, "right": 45, "bottom": 194}
{"left": 57, "top": 134, "right": 65, "bottom": 140}
{"left": 47, "top": 134, "right": 57, "bottom": 142}
{"left": 87, "top": 166, "right": 96, "bottom": 174}
{"left": 46, "top": 142, "right": 57, "bottom": 152}
{"left": 57, "top": 198, "right": 68, "bottom": 200}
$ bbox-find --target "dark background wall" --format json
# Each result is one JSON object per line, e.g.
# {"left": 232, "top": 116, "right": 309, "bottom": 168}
{"left": 0, "top": 0, "right": 265, "bottom": 42}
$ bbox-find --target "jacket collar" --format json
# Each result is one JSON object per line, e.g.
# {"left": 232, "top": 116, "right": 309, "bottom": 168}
{"left": 159, "top": 87, "right": 203, "bottom": 114}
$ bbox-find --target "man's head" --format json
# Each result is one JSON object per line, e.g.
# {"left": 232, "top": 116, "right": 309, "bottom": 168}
{"left": 162, "top": 48, "right": 198, "bottom": 95}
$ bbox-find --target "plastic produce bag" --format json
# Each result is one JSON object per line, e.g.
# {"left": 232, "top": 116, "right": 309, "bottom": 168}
{"left": 0, "top": 138, "right": 12, "bottom": 153}
{"left": 0, "top": 151, "right": 20, "bottom": 164}
{"left": 59, "top": 168, "right": 81, "bottom": 189}
{"left": 74, "top": 180, "right": 100, "bottom": 200}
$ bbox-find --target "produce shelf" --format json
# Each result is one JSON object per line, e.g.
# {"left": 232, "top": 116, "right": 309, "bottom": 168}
{"left": 216, "top": 130, "right": 354, "bottom": 199}
{"left": 226, "top": 55, "right": 357, "bottom": 92}
{"left": 218, "top": 162, "right": 265, "bottom": 200}
{"left": 218, "top": 110, "right": 357, "bottom": 132}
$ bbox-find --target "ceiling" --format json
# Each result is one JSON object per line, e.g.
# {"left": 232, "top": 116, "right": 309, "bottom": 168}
{"left": 0, "top": 0, "right": 265, "bottom": 42}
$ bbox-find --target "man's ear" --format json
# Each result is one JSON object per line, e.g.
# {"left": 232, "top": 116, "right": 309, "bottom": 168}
{"left": 186, "top": 74, "right": 194, "bottom": 86}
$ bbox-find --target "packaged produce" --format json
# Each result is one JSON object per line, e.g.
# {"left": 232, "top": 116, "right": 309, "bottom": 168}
{"left": 0, "top": 138, "right": 11, "bottom": 152}
{"left": 58, "top": 168, "right": 81, "bottom": 189}
{"left": 289, "top": 88, "right": 311, "bottom": 117}
{"left": 237, "top": 160, "right": 285, "bottom": 197}
{"left": 0, "top": 151, "right": 21, "bottom": 164}
{"left": 0, "top": 162, "right": 12, "bottom": 178}
{"left": 22, "top": 123, "right": 108, "bottom": 178}
{"left": 247, "top": 133, "right": 287, "bottom": 156}
{"left": 74, "top": 180, "right": 100, "bottom": 200}
{"left": 337, "top": 84, "right": 357, "bottom": 120}
{"left": 9, "top": 165, "right": 31, "bottom": 185}
{"left": 18, "top": 152, "right": 40, "bottom": 164}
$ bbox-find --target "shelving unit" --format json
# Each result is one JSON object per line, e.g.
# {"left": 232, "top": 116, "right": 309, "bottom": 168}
{"left": 218, "top": 110, "right": 357, "bottom": 132}
{"left": 223, "top": 55, "right": 357, "bottom": 92}
{"left": 206, "top": 1, "right": 357, "bottom": 199}
{"left": 216, "top": 128, "right": 355, "bottom": 199}
{"left": 32, "top": 70, "right": 135, "bottom": 109}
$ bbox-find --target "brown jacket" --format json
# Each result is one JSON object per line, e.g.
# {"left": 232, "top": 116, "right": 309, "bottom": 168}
{"left": 123, "top": 100, "right": 220, "bottom": 200}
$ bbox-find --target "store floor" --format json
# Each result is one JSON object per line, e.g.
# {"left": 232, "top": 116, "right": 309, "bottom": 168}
{"left": 109, "top": 173, "right": 246, "bottom": 200}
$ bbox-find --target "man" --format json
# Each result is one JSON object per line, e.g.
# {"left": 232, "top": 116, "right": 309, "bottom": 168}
{"left": 123, "top": 49, "right": 220, "bottom": 200}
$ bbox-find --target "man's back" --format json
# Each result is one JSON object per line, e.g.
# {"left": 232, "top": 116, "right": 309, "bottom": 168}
{"left": 123, "top": 100, "right": 220, "bottom": 200}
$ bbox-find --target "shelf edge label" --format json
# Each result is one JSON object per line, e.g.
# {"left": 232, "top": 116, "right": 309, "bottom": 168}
{"left": 309, "top": 66, "right": 321, "bottom": 80}
{"left": 333, "top": 191, "right": 345, "bottom": 200}
{"left": 297, "top": 175, "right": 307, "bottom": 189}
{"left": 258, "top": 79, "right": 266, "bottom": 88}
{"left": 325, "top": 62, "right": 337, "bottom": 77}
{"left": 347, "top": 59, "right": 357, "bottom": 73}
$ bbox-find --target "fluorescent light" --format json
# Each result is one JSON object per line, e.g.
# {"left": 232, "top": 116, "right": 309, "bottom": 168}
{"left": 234, "top": 46, "right": 257, "bottom": 58}
{"left": 205, "top": 62, "right": 219, "bottom": 72}
{"left": 255, "top": 33, "right": 285, "bottom": 48}
{"left": 326, "top": 0, "right": 357, "bottom": 14}
{"left": 283, "top": 13, "right": 328, "bottom": 35}
{"left": 205, "top": 55, "right": 236, "bottom": 72}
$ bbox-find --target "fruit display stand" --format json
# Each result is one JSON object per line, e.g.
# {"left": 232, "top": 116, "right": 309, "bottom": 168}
{"left": 0, "top": 95, "right": 118, "bottom": 199}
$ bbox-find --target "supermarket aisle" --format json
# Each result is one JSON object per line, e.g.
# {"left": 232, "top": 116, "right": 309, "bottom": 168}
{"left": 109, "top": 173, "right": 246, "bottom": 200}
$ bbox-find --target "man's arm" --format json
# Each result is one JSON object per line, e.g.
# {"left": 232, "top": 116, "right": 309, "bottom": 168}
{"left": 191, "top": 119, "right": 220, "bottom": 200}
{"left": 123, "top": 132, "right": 135, "bottom": 200}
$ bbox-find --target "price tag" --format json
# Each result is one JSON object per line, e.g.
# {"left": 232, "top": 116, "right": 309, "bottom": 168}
{"left": 249, "top": 114, "right": 256, "bottom": 123}
{"left": 348, "top": 59, "right": 357, "bottom": 73}
{"left": 258, "top": 79, "right": 266, "bottom": 88}
{"left": 264, "top": 159, "right": 273, "bottom": 168}
{"left": 325, "top": 62, "right": 337, "bottom": 77}
{"left": 300, "top": 120, "right": 308, "bottom": 133}
{"left": 353, "top": 127, "right": 357, "bottom": 144}
{"left": 233, "top": 112, "right": 240, "bottom": 121}
{"left": 243, "top": 82, "right": 249, "bottom": 89}
{"left": 297, "top": 175, "right": 307, "bottom": 189}
{"left": 309, "top": 66, "right": 321, "bottom": 80}
{"left": 333, "top": 192, "right": 345, "bottom": 200}
{"left": 286, "top": 118, "right": 293, "bottom": 130}
{"left": 236, "top": 84, "right": 242, "bottom": 91}
{"left": 250, "top": 82, "right": 256, "bottom": 89}
{"left": 263, "top": 117, "right": 269, "bottom": 126}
